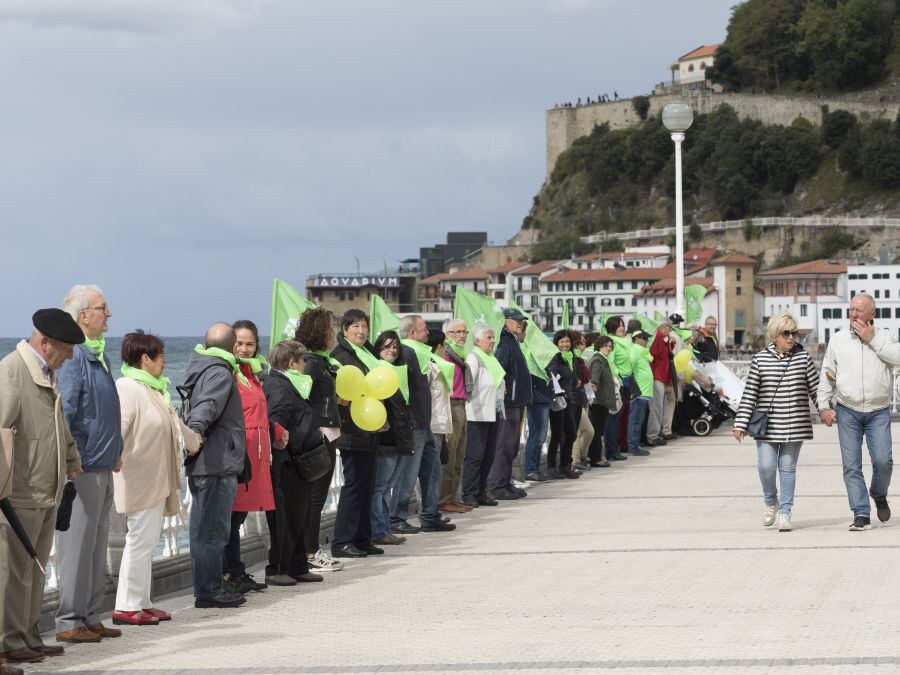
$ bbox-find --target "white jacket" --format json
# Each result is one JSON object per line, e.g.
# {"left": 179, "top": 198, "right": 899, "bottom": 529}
{"left": 428, "top": 361, "right": 453, "bottom": 436}
{"left": 818, "top": 327, "right": 900, "bottom": 413}
{"left": 464, "top": 352, "right": 506, "bottom": 422}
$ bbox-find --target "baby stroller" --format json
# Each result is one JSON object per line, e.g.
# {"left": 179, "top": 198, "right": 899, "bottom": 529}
{"left": 673, "top": 379, "right": 737, "bottom": 437}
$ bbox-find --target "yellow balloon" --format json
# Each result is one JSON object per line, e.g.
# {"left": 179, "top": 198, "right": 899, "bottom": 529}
{"left": 350, "top": 396, "right": 387, "bottom": 431}
{"left": 674, "top": 349, "right": 694, "bottom": 373}
{"left": 365, "top": 366, "right": 400, "bottom": 400}
{"left": 335, "top": 365, "right": 366, "bottom": 401}
{"left": 684, "top": 364, "right": 694, "bottom": 384}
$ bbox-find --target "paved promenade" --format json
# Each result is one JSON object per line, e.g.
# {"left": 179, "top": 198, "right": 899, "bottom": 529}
{"left": 32, "top": 423, "right": 900, "bottom": 674}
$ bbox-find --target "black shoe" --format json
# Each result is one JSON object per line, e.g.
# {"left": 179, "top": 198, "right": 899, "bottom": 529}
{"left": 222, "top": 577, "right": 240, "bottom": 595}
{"left": 332, "top": 544, "right": 368, "bottom": 558}
{"left": 507, "top": 483, "right": 527, "bottom": 497}
{"left": 291, "top": 572, "right": 324, "bottom": 582}
{"left": 630, "top": 448, "right": 651, "bottom": 456}
{"left": 194, "top": 592, "right": 247, "bottom": 608}
{"left": 549, "top": 468, "right": 568, "bottom": 479}
{"left": 562, "top": 467, "right": 581, "bottom": 479}
{"left": 360, "top": 544, "right": 384, "bottom": 555}
{"left": 875, "top": 496, "right": 891, "bottom": 522}
{"left": 590, "top": 460, "right": 611, "bottom": 468}
{"left": 265, "top": 573, "right": 298, "bottom": 586}
{"left": 390, "top": 522, "right": 422, "bottom": 535}
{"left": 849, "top": 516, "right": 872, "bottom": 531}
{"left": 421, "top": 519, "right": 457, "bottom": 532}
{"left": 237, "top": 573, "right": 267, "bottom": 593}
{"left": 461, "top": 495, "right": 480, "bottom": 507}
{"left": 609, "top": 454, "right": 628, "bottom": 461}
{"left": 476, "top": 494, "right": 498, "bottom": 506}
{"left": 490, "top": 488, "right": 518, "bottom": 500}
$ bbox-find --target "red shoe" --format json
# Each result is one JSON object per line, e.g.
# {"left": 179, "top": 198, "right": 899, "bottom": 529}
{"left": 111, "top": 610, "right": 159, "bottom": 626}
{"left": 141, "top": 607, "right": 171, "bottom": 622}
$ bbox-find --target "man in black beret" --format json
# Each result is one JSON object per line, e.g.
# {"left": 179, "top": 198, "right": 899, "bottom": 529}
{"left": 0, "top": 310, "right": 82, "bottom": 665}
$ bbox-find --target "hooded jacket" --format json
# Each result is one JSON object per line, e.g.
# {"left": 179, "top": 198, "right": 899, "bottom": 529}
{"left": 181, "top": 352, "right": 246, "bottom": 477}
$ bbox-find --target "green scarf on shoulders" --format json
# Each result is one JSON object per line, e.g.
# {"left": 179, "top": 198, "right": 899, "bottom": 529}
{"left": 282, "top": 368, "right": 313, "bottom": 399}
{"left": 560, "top": 350, "right": 574, "bottom": 370}
{"left": 84, "top": 336, "right": 108, "bottom": 372}
{"left": 120, "top": 363, "right": 171, "bottom": 405}
{"left": 346, "top": 340, "right": 380, "bottom": 371}
{"left": 473, "top": 346, "right": 505, "bottom": 389}
{"left": 432, "top": 353, "right": 456, "bottom": 390}
{"left": 240, "top": 354, "right": 267, "bottom": 375}
{"left": 308, "top": 348, "right": 342, "bottom": 369}
{"left": 194, "top": 345, "right": 250, "bottom": 388}
{"left": 447, "top": 339, "right": 469, "bottom": 359}
{"left": 401, "top": 339, "right": 432, "bottom": 375}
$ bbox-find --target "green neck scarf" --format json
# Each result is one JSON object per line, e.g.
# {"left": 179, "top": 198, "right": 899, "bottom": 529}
{"left": 240, "top": 355, "right": 267, "bottom": 375}
{"left": 346, "top": 340, "right": 380, "bottom": 371}
{"left": 473, "top": 346, "right": 506, "bottom": 388}
{"left": 121, "top": 363, "right": 171, "bottom": 405}
{"left": 391, "top": 363, "right": 410, "bottom": 403}
{"left": 560, "top": 350, "right": 574, "bottom": 369}
{"left": 447, "top": 339, "right": 468, "bottom": 359}
{"left": 431, "top": 353, "right": 455, "bottom": 390}
{"left": 308, "top": 348, "right": 342, "bottom": 369}
{"left": 194, "top": 345, "right": 250, "bottom": 388}
{"left": 401, "top": 339, "right": 431, "bottom": 375}
{"left": 84, "top": 336, "right": 108, "bottom": 372}
{"left": 573, "top": 349, "right": 584, "bottom": 360}
{"left": 282, "top": 369, "right": 313, "bottom": 399}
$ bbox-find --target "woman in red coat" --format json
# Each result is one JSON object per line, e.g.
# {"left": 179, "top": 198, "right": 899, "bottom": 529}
{"left": 223, "top": 320, "right": 286, "bottom": 594}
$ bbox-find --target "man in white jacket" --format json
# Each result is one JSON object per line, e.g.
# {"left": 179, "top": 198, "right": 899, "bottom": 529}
{"left": 818, "top": 294, "right": 900, "bottom": 531}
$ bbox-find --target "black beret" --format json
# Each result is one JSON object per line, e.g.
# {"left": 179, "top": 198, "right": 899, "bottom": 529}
{"left": 32, "top": 309, "right": 84, "bottom": 345}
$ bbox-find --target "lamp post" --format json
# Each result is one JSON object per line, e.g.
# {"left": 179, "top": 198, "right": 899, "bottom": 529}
{"left": 662, "top": 101, "right": 694, "bottom": 318}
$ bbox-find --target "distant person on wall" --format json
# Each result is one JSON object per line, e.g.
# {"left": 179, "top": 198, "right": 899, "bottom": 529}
{"left": 818, "top": 293, "right": 900, "bottom": 531}
{"left": 0, "top": 309, "right": 82, "bottom": 667}
{"left": 113, "top": 331, "right": 202, "bottom": 626}
{"left": 55, "top": 285, "right": 124, "bottom": 644}
{"left": 695, "top": 316, "right": 720, "bottom": 363}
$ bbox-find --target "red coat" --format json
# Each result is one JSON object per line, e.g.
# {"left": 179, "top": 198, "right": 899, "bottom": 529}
{"left": 649, "top": 329, "right": 673, "bottom": 385}
{"left": 232, "top": 364, "right": 277, "bottom": 512}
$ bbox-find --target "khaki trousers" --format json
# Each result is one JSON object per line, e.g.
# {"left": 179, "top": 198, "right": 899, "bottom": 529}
{"left": 440, "top": 401, "right": 468, "bottom": 504}
{"left": 572, "top": 406, "right": 594, "bottom": 464}
{"left": 0, "top": 504, "right": 56, "bottom": 651}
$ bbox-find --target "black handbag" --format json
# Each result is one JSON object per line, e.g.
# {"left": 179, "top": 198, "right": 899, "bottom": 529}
{"left": 290, "top": 439, "right": 332, "bottom": 481}
{"left": 747, "top": 354, "right": 793, "bottom": 438}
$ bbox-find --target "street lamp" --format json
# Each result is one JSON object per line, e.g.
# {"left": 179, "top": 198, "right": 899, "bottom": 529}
{"left": 662, "top": 101, "right": 694, "bottom": 318}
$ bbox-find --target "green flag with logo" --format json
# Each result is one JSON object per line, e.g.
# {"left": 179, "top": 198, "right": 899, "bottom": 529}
{"left": 270, "top": 279, "right": 317, "bottom": 353}
{"left": 684, "top": 284, "right": 707, "bottom": 325}
{"left": 369, "top": 294, "right": 401, "bottom": 344}
{"left": 511, "top": 301, "right": 558, "bottom": 382}
{"left": 453, "top": 287, "right": 504, "bottom": 352}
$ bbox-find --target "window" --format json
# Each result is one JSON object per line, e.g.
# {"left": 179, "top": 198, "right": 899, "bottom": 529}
{"left": 617, "top": 281, "right": 623, "bottom": 290}
{"left": 451, "top": 284, "right": 457, "bottom": 293}
{"left": 614, "top": 298, "right": 625, "bottom": 306}
{"left": 688, "top": 63, "right": 695, "bottom": 72}
{"left": 517, "top": 277, "right": 523, "bottom": 291}
{"left": 833, "top": 308, "right": 843, "bottom": 319}
{"left": 850, "top": 290, "right": 856, "bottom": 298}
{"left": 896, "top": 308, "right": 900, "bottom": 318}
{"left": 568, "top": 282, "right": 574, "bottom": 291}
{"left": 577, "top": 298, "right": 584, "bottom": 307}
{"left": 516, "top": 295, "right": 524, "bottom": 307}
{"left": 631, "top": 281, "right": 638, "bottom": 289}
{"left": 603, "top": 282, "right": 609, "bottom": 290}
{"left": 601, "top": 298, "right": 612, "bottom": 306}
{"left": 825, "top": 328, "right": 830, "bottom": 342}
{"left": 473, "top": 282, "right": 478, "bottom": 292}
{"left": 886, "top": 290, "right": 891, "bottom": 299}
{"left": 800, "top": 304, "right": 807, "bottom": 317}
{"left": 556, "top": 316, "right": 561, "bottom": 327}
{"left": 859, "top": 274, "right": 869, "bottom": 280}
{"left": 338, "top": 291, "right": 346, "bottom": 301}
{"left": 875, "top": 290, "right": 880, "bottom": 299}
{"left": 545, "top": 299, "right": 553, "bottom": 312}
{"left": 577, "top": 316, "right": 584, "bottom": 325}
{"left": 631, "top": 298, "right": 637, "bottom": 306}
{"left": 531, "top": 295, "right": 538, "bottom": 308}
{"left": 823, "top": 308, "right": 832, "bottom": 319}
{"left": 849, "top": 274, "right": 857, "bottom": 280}
{"left": 556, "top": 299, "right": 562, "bottom": 307}
{"left": 736, "top": 268, "right": 742, "bottom": 281}
{"left": 736, "top": 287, "right": 742, "bottom": 296}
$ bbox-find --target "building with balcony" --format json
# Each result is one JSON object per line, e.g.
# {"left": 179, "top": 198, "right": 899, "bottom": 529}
{"left": 818, "top": 264, "right": 900, "bottom": 344}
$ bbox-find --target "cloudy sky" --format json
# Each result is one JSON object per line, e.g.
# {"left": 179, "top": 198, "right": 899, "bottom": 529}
{"left": 0, "top": 0, "right": 731, "bottom": 336}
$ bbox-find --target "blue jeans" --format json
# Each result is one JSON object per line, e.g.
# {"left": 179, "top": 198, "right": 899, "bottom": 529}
{"left": 188, "top": 474, "right": 237, "bottom": 599}
{"left": 525, "top": 403, "right": 550, "bottom": 473}
{"left": 371, "top": 454, "right": 403, "bottom": 539}
{"left": 756, "top": 441, "right": 802, "bottom": 514}
{"left": 627, "top": 396, "right": 650, "bottom": 452}
{"left": 836, "top": 404, "right": 893, "bottom": 517}
{"left": 390, "top": 428, "right": 429, "bottom": 527}
{"left": 417, "top": 432, "right": 442, "bottom": 525}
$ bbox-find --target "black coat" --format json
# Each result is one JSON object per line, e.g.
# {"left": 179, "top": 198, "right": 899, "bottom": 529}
{"left": 330, "top": 334, "right": 378, "bottom": 452}
{"left": 262, "top": 370, "right": 324, "bottom": 459}
{"left": 546, "top": 352, "right": 579, "bottom": 402}
{"left": 402, "top": 344, "right": 432, "bottom": 431}
{"left": 302, "top": 353, "right": 341, "bottom": 428}
{"left": 377, "top": 391, "right": 414, "bottom": 456}
{"left": 495, "top": 327, "right": 533, "bottom": 408}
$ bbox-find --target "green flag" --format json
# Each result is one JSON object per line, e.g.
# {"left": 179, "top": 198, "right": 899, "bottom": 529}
{"left": 598, "top": 312, "right": 610, "bottom": 336}
{"left": 634, "top": 313, "right": 659, "bottom": 335}
{"left": 654, "top": 310, "right": 666, "bottom": 323}
{"left": 369, "top": 294, "right": 400, "bottom": 344}
{"left": 562, "top": 302, "right": 570, "bottom": 330}
{"left": 511, "top": 301, "right": 558, "bottom": 382}
{"left": 453, "top": 287, "right": 504, "bottom": 352}
{"left": 270, "top": 279, "right": 316, "bottom": 353}
{"left": 684, "top": 284, "right": 707, "bottom": 325}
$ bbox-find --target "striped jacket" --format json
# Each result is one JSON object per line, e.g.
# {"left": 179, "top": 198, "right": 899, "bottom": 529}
{"left": 733, "top": 344, "right": 819, "bottom": 441}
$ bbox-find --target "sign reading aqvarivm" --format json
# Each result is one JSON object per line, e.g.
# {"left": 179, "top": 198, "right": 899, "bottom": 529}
{"left": 312, "top": 275, "right": 400, "bottom": 288}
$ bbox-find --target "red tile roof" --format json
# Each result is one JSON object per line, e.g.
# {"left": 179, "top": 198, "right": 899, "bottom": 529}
{"left": 709, "top": 254, "right": 758, "bottom": 266}
{"left": 439, "top": 269, "right": 489, "bottom": 281}
{"left": 577, "top": 251, "right": 669, "bottom": 261}
{"left": 682, "top": 247, "right": 719, "bottom": 266}
{"left": 541, "top": 267, "right": 674, "bottom": 283}
{"left": 635, "top": 277, "right": 716, "bottom": 297}
{"left": 420, "top": 273, "right": 449, "bottom": 284}
{"left": 679, "top": 44, "right": 720, "bottom": 61}
{"left": 511, "top": 260, "right": 561, "bottom": 275}
{"left": 757, "top": 259, "right": 848, "bottom": 277}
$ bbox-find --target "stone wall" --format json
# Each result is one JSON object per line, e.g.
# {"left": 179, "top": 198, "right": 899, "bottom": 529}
{"left": 546, "top": 90, "right": 900, "bottom": 176}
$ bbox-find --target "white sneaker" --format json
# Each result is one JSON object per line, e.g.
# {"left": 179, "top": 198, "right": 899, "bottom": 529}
{"left": 763, "top": 503, "right": 777, "bottom": 527}
{"left": 308, "top": 548, "right": 344, "bottom": 572}
{"left": 776, "top": 512, "right": 792, "bottom": 531}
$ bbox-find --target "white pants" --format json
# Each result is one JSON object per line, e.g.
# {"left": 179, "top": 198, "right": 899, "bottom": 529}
{"left": 115, "top": 502, "right": 165, "bottom": 611}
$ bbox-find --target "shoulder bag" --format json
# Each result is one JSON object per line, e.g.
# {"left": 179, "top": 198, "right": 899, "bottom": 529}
{"left": 747, "top": 354, "right": 793, "bottom": 438}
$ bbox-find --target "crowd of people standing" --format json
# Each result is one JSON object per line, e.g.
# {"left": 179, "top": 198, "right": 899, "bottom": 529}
{"left": 0, "top": 287, "right": 898, "bottom": 673}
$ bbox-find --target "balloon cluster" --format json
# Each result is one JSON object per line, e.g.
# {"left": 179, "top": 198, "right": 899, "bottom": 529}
{"left": 673, "top": 349, "right": 695, "bottom": 384}
{"left": 335, "top": 365, "right": 400, "bottom": 431}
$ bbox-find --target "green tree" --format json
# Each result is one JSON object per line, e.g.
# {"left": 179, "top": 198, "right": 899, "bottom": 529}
{"left": 860, "top": 120, "right": 900, "bottom": 187}
{"left": 632, "top": 96, "right": 650, "bottom": 121}
{"left": 822, "top": 108, "right": 858, "bottom": 148}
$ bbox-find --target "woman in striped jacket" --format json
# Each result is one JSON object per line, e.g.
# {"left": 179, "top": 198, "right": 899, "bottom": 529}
{"left": 733, "top": 311, "right": 819, "bottom": 532}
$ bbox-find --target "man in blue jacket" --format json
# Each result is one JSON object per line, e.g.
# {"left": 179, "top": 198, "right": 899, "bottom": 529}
{"left": 181, "top": 323, "right": 248, "bottom": 607}
{"left": 55, "top": 285, "right": 124, "bottom": 644}
{"left": 487, "top": 308, "right": 533, "bottom": 500}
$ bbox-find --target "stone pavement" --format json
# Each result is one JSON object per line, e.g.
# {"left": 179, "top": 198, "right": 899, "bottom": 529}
{"left": 28, "top": 422, "right": 900, "bottom": 674}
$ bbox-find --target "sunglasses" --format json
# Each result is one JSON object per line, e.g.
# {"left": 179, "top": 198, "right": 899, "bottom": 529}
{"left": 780, "top": 330, "right": 800, "bottom": 339}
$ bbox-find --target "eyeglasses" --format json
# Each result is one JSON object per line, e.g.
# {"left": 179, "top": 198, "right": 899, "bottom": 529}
{"left": 381, "top": 343, "right": 400, "bottom": 351}
{"left": 86, "top": 305, "right": 110, "bottom": 314}
{"left": 780, "top": 330, "right": 800, "bottom": 339}
{"left": 449, "top": 330, "right": 469, "bottom": 336}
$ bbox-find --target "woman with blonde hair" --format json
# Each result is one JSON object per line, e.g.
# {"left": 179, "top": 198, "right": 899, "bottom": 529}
{"left": 733, "top": 311, "right": 819, "bottom": 532}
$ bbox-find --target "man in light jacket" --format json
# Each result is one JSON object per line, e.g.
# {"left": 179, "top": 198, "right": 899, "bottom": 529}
{"left": 0, "top": 310, "right": 82, "bottom": 667}
{"left": 818, "top": 293, "right": 900, "bottom": 531}
{"left": 55, "top": 285, "right": 124, "bottom": 644}
{"left": 181, "top": 323, "right": 247, "bottom": 607}
{"left": 438, "top": 319, "right": 473, "bottom": 513}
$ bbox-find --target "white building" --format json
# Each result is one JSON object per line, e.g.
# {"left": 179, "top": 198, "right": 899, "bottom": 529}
{"left": 671, "top": 44, "right": 720, "bottom": 86}
{"left": 818, "top": 264, "right": 900, "bottom": 344}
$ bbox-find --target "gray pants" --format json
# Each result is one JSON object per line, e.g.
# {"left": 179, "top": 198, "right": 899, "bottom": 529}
{"left": 487, "top": 407, "right": 523, "bottom": 493}
{"left": 55, "top": 471, "right": 114, "bottom": 632}
{"left": 0, "top": 505, "right": 56, "bottom": 651}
